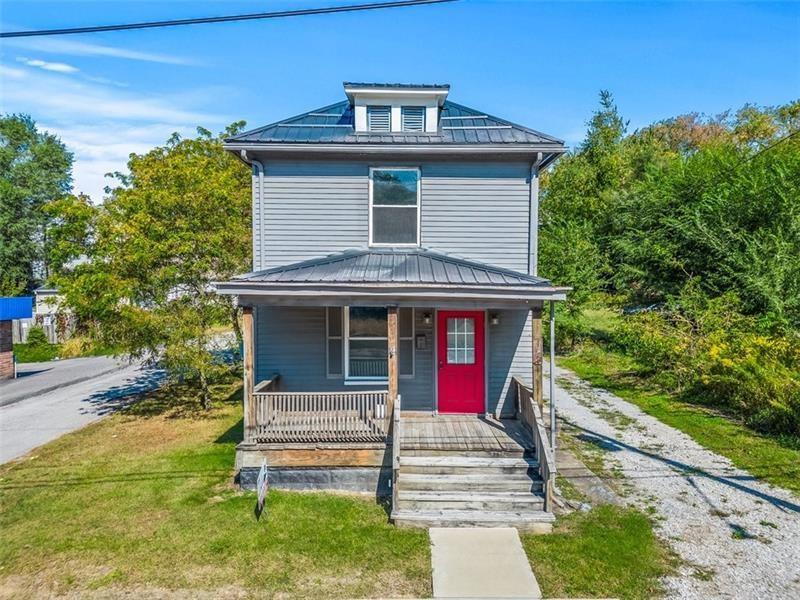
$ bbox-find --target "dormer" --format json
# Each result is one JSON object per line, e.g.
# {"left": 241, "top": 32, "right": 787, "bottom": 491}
{"left": 344, "top": 82, "right": 449, "bottom": 134}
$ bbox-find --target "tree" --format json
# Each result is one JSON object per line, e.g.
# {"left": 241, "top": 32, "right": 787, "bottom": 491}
{"left": 51, "top": 125, "right": 250, "bottom": 407}
{"left": 0, "top": 114, "right": 73, "bottom": 295}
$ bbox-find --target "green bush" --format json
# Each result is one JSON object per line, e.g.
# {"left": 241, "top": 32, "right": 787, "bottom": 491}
{"left": 26, "top": 326, "right": 49, "bottom": 347}
{"left": 614, "top": 284, "right": 800, "bottom": 435}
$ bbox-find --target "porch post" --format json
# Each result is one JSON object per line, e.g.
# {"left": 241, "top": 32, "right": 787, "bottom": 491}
{"left": 549, "top": 301, "right": 557, "bottom": 455}
{"left": 242, "top": 305, "right": 255, "bottom": 443}
{"left": 531, "top": 305, "right": 544, "bottom": 409}
{"left": 387, "top": 305, "right": 399, "bottom": 420}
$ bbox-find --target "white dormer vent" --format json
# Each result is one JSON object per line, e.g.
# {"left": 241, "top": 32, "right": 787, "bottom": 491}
{"left": 401, "top": 106, "right": 425, "bottom": 132}
{"left": 345, "top": 82, "right": 449, "bottom": 134}
{"left": 367, "top": 105, "right": 391, "bottom": 132}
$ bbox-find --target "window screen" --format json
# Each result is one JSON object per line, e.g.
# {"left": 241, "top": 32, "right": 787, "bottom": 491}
{"left": 401, "top": 106, "right": 425, "bottom": 132}
{"left": 367, "top": 105, "right": 391, "bottom": 132}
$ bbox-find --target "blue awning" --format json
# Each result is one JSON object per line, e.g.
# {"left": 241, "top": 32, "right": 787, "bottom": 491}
{"left": 0, "top": 297, "right": 33, "bottom": 320}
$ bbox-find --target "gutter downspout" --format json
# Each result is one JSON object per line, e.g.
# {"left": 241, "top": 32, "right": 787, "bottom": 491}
{"left": 529, "top": 152, "right": 543, "bottom": 277}
{"left": 240, "top": 150, "right": 264, "bottom": 272}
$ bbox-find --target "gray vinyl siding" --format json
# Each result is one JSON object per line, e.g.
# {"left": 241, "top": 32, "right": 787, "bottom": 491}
{"left": 253, "top": 159, "right": 532, "bottom": 272}
{"left": 255, "top": 305, "right": 436, "bottom": 411}
{"left": 257, "top": 162, "right": 369, "bottom": 269}
{"left": 255, "top": 304, "right": 529, "bottom": 415}
{"left": 488, "top": 309, "right": 532, "bottom": 417}
{"left": 421, "top": 164, "right": 531, "bottom": 272}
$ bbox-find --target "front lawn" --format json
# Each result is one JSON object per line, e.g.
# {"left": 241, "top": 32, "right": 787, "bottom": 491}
{"left": 522, "top": 505, "right": 675, "bottom": 600}
{"left": 0, "top": 379, "right": 431, "bottom": 598}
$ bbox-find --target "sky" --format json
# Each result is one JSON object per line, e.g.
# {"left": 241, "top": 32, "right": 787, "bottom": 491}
{"left": 1, "top": 0, "right": 799, "bottom": 201}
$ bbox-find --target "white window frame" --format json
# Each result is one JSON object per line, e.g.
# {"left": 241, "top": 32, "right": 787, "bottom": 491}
{"left": 368, "top": 166, "right": 421, "bottom": 248}
{"left": 340, "top": 306, "right": 415, "bottom": 385}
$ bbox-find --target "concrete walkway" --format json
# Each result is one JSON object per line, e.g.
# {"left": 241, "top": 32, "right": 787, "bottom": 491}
{"left": 429, "top": 527, "right": 541, "bottom": 599}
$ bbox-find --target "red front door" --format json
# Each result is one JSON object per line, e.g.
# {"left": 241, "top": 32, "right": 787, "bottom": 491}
{"left": 437, "top": 310, "right": 485, "bottom": 413}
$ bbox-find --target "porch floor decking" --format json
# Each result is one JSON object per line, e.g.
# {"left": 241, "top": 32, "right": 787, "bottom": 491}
{"left": 400, "top": 414, "right": 532, "bottom": 453}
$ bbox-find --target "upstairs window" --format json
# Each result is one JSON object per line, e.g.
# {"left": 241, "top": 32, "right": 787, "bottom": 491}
{"left": 401, "top": 106, "right": 425, "bottom": 132}
{"left": 370, "top": 168, "right": 420, "bottom": 246}
{"left": 367, "top": 105, "right": 391, "bottom": 132}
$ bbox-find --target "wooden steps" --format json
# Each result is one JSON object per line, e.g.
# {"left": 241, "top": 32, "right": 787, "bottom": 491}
{"left": 391, "top": 449, "right": 552, "bottom": 532}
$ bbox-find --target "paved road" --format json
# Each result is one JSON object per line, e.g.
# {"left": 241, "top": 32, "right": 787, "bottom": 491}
{"left": 1, "top": 355, "right": 128, "bottom": 407}
{"left": 0, "top": 360, "right": 164, "bottom": 463}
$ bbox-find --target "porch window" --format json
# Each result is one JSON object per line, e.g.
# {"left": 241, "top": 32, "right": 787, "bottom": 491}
{"left": 369, "top": 168, "right": 420, "bottom": 246}
{"left": 327, "top": 307, "right": 414, "bottom": 381}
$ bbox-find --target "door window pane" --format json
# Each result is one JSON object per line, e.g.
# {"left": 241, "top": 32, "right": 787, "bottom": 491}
{"left": 446, "top": 317, "right": 475, "bottom": 364}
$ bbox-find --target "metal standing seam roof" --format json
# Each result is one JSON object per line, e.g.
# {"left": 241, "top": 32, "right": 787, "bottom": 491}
{"left": 226, "top": 100, "right": 564, "bottom": 147}
{"left": 231, "top": 248, "right": 552, "bottom": 287}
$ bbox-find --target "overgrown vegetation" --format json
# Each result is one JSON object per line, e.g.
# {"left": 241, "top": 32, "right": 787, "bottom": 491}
{"left": 0, "top": 378, "right": 432, "bottom": 598}
{"left": 561, "top": 308, "right": 800, "bottom": 495}
{"left": 542, "top": 94, "right": 800, "bottom": 437}
{"left": 522, "top": 505, "right": 675, "bottom": 600}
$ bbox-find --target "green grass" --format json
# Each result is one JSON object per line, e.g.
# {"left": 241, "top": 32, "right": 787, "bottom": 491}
{"left": 522, "top": 505, "right": 675, "bottom": 600}
{"left": 11, "top": 342, "right": 59, "bottom": 363}
{"left": 0, "top": 379, "right": 431, "bottom": 598}
{"left": 560, "top": 309, "right": 800, "bottom": 495}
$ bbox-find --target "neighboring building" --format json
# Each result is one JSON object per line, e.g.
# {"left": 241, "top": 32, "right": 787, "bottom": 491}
{"left": 12, "top": 286, "right": 74, "bottom": 345}
{"left": 0, "top": 297, "right": 33, "bottom": 379}
{"left": 216, "top": 83, "right": 569, "bottom": 530}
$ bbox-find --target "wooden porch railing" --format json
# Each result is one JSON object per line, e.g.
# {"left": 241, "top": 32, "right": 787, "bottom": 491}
{"left": 248, "top": 380, "right": 390, "bottom": 444}
{"left": 512, "top": 376, "right": 556, "bottom": 512}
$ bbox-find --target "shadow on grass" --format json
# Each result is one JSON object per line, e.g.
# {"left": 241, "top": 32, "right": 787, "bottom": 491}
{"left": 119, "top": 374, "right": 242, "bottom": 420}
{"left": 216, "top": 417, "right": 244, "bottom": 445}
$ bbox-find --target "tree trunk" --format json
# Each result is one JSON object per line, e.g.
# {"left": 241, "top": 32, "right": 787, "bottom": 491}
{"left": 199, "top": 368, "right": 211, "bottom": 410}
{"left": 230, "top": 304, "right": 242, "bottom": 346}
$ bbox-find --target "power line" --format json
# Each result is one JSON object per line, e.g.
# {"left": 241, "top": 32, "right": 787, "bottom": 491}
{"left": 0, "top": 0, "right": 458, "bottom": 38}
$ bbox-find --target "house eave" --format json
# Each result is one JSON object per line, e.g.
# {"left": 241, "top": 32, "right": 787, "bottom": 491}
{"left": 214, "top": 281, "right": 570, "bottom": 303}
{"left": 223, "top": 142, "right": 566, "bottom": 158}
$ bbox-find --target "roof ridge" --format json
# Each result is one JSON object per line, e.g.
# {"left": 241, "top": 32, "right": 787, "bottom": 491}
{"left": 226, "top": 100, "right": 351, "bottom": 142}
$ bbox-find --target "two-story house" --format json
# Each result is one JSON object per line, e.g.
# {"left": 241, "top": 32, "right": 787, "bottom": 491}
{"left": 217, "top": 83, "right": 568, "bottom": 530}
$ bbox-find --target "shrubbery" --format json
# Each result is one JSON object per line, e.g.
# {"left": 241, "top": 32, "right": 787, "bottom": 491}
{"left": 614, "top": 284, "right": 800, "bottom": 435}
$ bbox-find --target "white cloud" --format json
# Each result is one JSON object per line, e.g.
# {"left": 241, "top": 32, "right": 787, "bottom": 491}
{"left": 4, "top": 37, "right": 196, "bottom": 66}
{"left": 2, "top": 66, "right": 220, "bottom": 123}
{"left": 0, "top": 64, "right": 26, "bottom": 79}
{"left": 17, "top": 57, "right": 79, "bottom": 73}
{"left": 1, "top": 66, "right": 227, "bottom": 202}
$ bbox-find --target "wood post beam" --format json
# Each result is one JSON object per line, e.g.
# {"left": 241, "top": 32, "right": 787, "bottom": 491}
{"left": 242, "top": 305, "right": 255, "bottom": 443}
{"left": 531, "top": 306, "right": 544, "bottom": 409}
{"left": 387, "top": 305, "right": 399, "bottom": 420}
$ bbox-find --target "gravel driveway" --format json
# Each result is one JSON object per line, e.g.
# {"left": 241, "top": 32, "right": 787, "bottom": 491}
{"left": 550, "top": 365, "right": 800, "bottom": 599}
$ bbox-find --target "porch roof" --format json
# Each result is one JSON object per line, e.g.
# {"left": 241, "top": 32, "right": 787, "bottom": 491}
{"left": 215, "top": 248, "right": 569, "bottom": 305}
